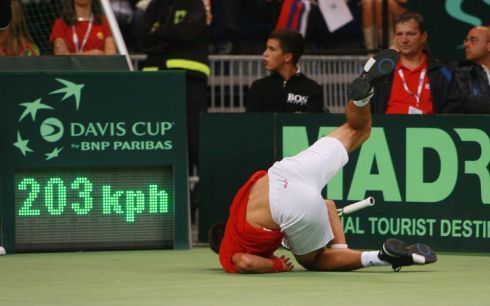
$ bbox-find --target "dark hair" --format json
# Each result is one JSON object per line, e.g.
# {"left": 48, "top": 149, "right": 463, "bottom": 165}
{"left": 394, "top": 12, "right": 426, "bottom": 33}
{"left": 2, "top": 0, "right": 38, "bottom": 56}
{"left": 61, "top": 0, "right": 103, "bottom": 26}
{"left": 208, "top": 221, "right": 226, "bottom": 254}
{"left": 268, "top": 29, "right": 304, "bottom": 64}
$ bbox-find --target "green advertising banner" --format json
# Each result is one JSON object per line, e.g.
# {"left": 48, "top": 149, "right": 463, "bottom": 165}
{"left": 200, "top": 113, "right": 490, "bottom": 252}
{"left": 198, "top": 113, "right": 276, "bottom": 242}
{"left": 0, "top": 72, "right": 190, "bottom": 253}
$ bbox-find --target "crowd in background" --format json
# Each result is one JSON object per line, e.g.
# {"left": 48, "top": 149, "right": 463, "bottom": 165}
{"left": 0, "top": 0, "right": 488, "bottom": 115}
{"left": 0, "top": 0, "right": 429, "bottom": 56}
{"left": 0, "top": 0, "right": 488, "bottom": 116}
{"left": 1, "top": 1, "right": 488, "bottom": 114}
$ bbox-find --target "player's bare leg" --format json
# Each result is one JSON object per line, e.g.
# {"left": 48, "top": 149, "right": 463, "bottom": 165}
{"left": 324, "top": 200, "right": 347, "bottom": 246}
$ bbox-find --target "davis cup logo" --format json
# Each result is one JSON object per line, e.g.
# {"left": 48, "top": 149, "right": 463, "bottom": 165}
{"left": 40, "top": 118, "right": 64, "bottom": 143}
{"left": 13, "top": 78, "right": 84, "bottom": 160}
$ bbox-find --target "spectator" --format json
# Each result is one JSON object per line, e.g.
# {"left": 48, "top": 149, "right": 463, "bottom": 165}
{"left": 361, "top": 0, "right": 407, "bottom": 50}
{"left": 246, "top": 29, "right": 326, "bottom": 113}
{"left": 0, "top": 0, "right": 11, "bottom": 45}
{"left": 455, "top": 26, "right": 490, "bottom": 114}
{"left": 370, "top": 12, "right": 463, "bottom": 114}
{"left": 138, "top": 0, "right": 210, "bottom": 224}
{"left": 50, "top": 0, "right": 117, "bottom": 55}
{"left": 0, "top": 0, "right": 39, "bottom": 56}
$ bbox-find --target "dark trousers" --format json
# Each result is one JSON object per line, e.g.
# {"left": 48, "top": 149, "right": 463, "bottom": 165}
{"left": 186, "top": 75, "right": 207, "bottom": 224}
{"left": 185, "top": 75, "right": 208, "bottom": 172}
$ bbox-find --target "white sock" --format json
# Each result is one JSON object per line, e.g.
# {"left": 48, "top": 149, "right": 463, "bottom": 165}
{"left": 361, "top": 251, "right": 389, "bottom": 267}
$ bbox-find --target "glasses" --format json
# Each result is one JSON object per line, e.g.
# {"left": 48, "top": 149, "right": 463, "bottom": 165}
{"left": 464, "top": 37, "right": 479, "bottom": 44}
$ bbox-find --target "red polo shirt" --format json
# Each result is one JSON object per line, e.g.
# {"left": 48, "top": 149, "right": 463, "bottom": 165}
{"left": 385, "top": 57, "right": 433, "bottom": 114}
{"left": 50, "top": 17, "right": 112, "bottom": 54}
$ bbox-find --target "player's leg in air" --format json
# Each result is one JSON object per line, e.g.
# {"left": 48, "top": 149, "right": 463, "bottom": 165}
{"left": 272, "top": 49, "right": 437, "bottom": 272}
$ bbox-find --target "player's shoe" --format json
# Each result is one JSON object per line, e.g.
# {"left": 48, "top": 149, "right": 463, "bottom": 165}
{"left": 407, "top": 243, "right": 438, "bottom": 265}
{"left": 378, "top": 238, "right": 437, "bottom": 272}
{"left": 348, "top": 48, "right": 400, "bottom": 101}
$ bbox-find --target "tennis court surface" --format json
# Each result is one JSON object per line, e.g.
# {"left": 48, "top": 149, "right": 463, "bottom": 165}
{"left": 1, "top": 247, "right": 488, "bottom": 305}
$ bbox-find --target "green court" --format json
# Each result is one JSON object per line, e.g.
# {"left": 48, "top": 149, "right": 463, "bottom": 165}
{"left": 0, "top": 247, "right": 488, "bottom": 306}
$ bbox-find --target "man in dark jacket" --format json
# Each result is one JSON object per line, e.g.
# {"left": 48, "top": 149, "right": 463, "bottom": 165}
{"left": 455, "top": 26, "right": 490, "bottom": 114}
{"left": 138, "top": 0, "right": 210, "bottom": 224}
{"left": 370, "top": 12, "right": 463, "bottom": 114}
{"left": 246, "top": 29, "right": 327, "bottom": 113}
{"left": 138, "top": 0, "right": 209, "bottom": 172}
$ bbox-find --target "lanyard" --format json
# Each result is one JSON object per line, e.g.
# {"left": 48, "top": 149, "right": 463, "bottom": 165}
{"left": 72, "top": 15, "right": 94, "bottom": 54}
{"left": 398, "top": 68, "right": 426, "bottom": 106}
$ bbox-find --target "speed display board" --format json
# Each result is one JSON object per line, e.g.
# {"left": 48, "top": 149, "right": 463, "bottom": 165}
{"left": 15, "top": 167, "right": 174, "bottom": 251}
{"left": 0, "top": 72, "right": 190, "bottom": 252}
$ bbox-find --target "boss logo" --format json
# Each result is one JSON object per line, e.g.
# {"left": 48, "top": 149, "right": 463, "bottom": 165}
{"left": 287, "top": 93, "right": 308, "bottom": 106}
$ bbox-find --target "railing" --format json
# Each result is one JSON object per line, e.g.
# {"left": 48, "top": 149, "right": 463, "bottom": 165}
{"left": 131, "top": 54, "right": 368, "bottom": 113}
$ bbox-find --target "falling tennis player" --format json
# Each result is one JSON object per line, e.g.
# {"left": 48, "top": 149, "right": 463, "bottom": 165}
{"left": 209, "top": 49, "right": 437, "bottom": 273}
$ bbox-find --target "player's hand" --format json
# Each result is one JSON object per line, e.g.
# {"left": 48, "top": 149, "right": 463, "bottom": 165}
{"left": 279, "top": 255, "right": 294, "bottom": 271}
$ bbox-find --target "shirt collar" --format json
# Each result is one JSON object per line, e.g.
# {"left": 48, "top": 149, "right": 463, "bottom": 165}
{"left": 481, "top": 64, "right": 490, "bottom": 84}
{"left": 396, "top": 55, "right": 428, "bottom": 72}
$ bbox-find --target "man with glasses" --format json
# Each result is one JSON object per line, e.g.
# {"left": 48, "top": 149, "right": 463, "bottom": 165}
{"left": 455, "top": 26, "right": 490, "bottom": 114}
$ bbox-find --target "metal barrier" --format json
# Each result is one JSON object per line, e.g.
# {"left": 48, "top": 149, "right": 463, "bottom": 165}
{"left": 131, "top": 54, "right": 368, "bottom": 113}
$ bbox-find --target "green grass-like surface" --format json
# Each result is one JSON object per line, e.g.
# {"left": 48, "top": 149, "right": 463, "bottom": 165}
{"left": 1, "top": 247, "right": 489, "bottom": 306}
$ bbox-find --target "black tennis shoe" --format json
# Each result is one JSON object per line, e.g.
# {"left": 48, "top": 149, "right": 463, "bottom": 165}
{"left": 378, "top": 238, "right": 437, "bottom": 272}
{"left": 348, "top": 49, "right": 400, "bottom": 101}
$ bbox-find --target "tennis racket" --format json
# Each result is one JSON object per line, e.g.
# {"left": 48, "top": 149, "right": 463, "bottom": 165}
{"left": 337, "top": 197, "right": 375, "bottom": 216}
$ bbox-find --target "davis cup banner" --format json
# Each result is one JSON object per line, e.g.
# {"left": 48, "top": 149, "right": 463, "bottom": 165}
{"left": 278, "top": 114, "right": 490, "bottom": 252}
{"left": 0, "top": 72, "right": 190, "bottom": 253}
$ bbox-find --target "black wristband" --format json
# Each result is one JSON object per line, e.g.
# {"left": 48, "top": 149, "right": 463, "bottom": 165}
{"left": 0, "top": 0, "right": 12, "bottom": 29}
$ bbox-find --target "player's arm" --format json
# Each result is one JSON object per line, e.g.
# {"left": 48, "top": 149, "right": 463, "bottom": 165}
{"left": 232, "top": 253, "right": 293, "bottom": 273}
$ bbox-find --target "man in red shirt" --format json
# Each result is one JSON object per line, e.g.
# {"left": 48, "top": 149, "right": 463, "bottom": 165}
{"left": 370, "top": 12, "right": 463, "bottom": 114}
{"left": 209, "top": 49, "right": 438, "bottom": 273}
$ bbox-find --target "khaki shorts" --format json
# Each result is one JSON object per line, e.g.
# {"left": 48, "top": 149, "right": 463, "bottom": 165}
{"left": 268, "top": 137, "right": 348, "bottom": 255}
